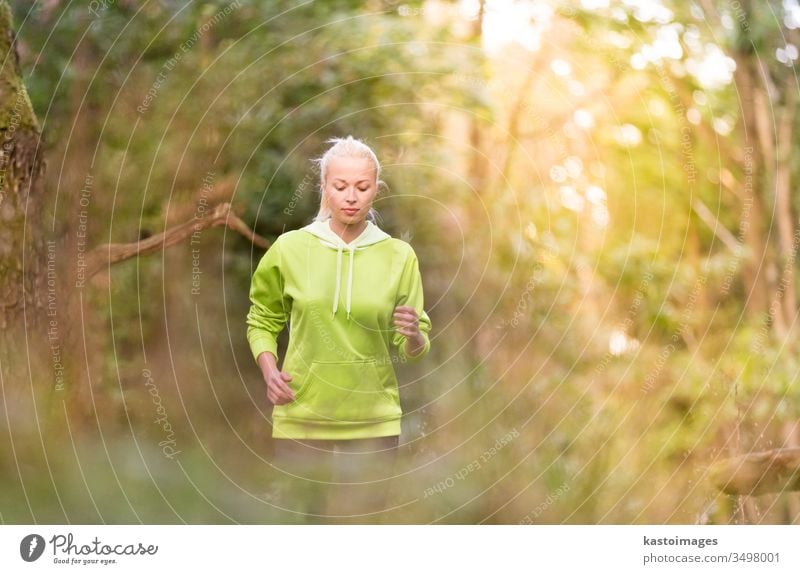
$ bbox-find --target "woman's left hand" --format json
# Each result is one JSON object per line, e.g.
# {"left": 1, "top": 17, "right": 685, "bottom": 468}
{"left": 394, "top": 305, "right": 426, "bottom": 358}
{"left": 393, "top": 305, "right": 421, "bottom": 338}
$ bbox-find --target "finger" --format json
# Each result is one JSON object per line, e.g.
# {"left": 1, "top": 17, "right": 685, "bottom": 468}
{"left": 394, "top": 309, "right": 417, "bottom": 319}
{"left": 268, "top": 389, "right": 283, "bottom": 405}
{"left": 394, "top": 307, "right": 417, "bottom": 316}
{"left": 269, "top": 379, "right": 294, "bottom": 401}
{"left": 280, "top": 371, "right": 293, "bottom": 382}
{"left": 394, "top": 312, "right": 417, "bottom": 322}
{"left": 274, "top": 384, "right": 295, "bottom": 402}
{"left": 275, "top": 375, "right": 295, "bottom": 395}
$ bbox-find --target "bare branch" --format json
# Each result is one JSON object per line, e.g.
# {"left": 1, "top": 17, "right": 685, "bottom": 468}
{"left": 83, "top": 202, "right": 269, "bottom": 279}
{"left": 692, "top": 198, "right": 740, "bottom": 254}
{"left": 709, "top": 447, "right": 800, "bottom": 495}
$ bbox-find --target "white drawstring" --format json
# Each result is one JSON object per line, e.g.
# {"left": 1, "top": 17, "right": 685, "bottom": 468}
{"left": 332, "top": 244, "right": 343, "bottom": 318}
{"left": 346, "top": 246, "right": 354, "bottom": 319}
{"left": 331, "top": 243, "right": 355, "bottom": 321}
{"left": 305, "top": 218, "right": 390, "bottom": 322}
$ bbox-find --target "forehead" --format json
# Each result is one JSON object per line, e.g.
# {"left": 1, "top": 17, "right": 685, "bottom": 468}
{"left": 326, "top": 156, "right": 376, "bottom": 180}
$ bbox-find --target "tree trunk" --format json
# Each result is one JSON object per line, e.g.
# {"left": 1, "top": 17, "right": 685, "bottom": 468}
{"left": 0, "top": 1, "right": 46, "bottom": 328}
{"left": 0, "top": 1, "right": 68, "bottom": 439}
{"left": 774, "top": 76, "right": 797, "bottom": 338}
{"left": 466, "top": 0, "right": 489, "bottom": 192}
{"left": 731, "top": 49, "right": 770, "bottom": 324}
{"left": 0, "top": 2, "right": 46, "bottom": 332}
{"left": 496, "top": 62, "right": 537, "bottom": 189}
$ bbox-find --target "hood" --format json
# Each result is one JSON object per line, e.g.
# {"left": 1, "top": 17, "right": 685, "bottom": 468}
{"left": 300, "top": 218, "right": 392, "bottom": 320}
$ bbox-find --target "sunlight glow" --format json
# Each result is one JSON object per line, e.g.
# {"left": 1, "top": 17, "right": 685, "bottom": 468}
{"left": 685, "top": 44, "right": 736, "bottom": 89}
{"left": 585, "top": 185, "right": 606, "bottom": 205}
{"left": 550, "top": 165, "right": 568, "bottom": 183}
{"left": 469, "top": 0, "right": 554, "bottom": 54}
{"left": 609, "top": 329, "right": 640, "bottom": 356}
{"left": 623, "top": 0, "right": 673, "bottom": 24}
{"left": 631, "top": 23, "right": 683, "bottom": 69}
{"left": 648, "top": 98, "right": 667, "bottom": 117}
{"left": 786, "top": 0, "right": 800, "bottom": 29}
{"left": 614, "top": 124, "right": 642, "bottom": 147}
{"left": 713, "top": 116, "right": 734, "bottom": 136}
{"left": 586, "top": 185, "right": 609, "bottom": 228}
{"left": 564, "top": 156, "right": 583, "bottom": 178}
{"left": 550, "top": 58, "right": 572, "bottom": 76}
{"left": 592, "top": 204, "right": 610, "bottom": 228}
{"left": 574, "top": 108, "right": 595, "bottom": 129}
{"left": 776, "top": 43, "right": 799, "bottom": 65}
{"left": 581, "top": 0, "right": 610, "bottom": 9}
{"left": 692, "top": 90, "right": 708, "bottom": 106}
{"left": 559, "top": 185, "right": 585, "bottom": 212}
{"left": 568, "top": 80, "right": 586, "bottom": 96}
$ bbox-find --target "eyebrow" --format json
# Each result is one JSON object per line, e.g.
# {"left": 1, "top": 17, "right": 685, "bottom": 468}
{"left": 332, "top": 178, "right": 371, "bottom": 184}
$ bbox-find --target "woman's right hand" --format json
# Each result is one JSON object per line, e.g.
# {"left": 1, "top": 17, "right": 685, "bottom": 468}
{"left": 264, "top": 369, "right": 295, "bottom": 405}
{"left": 257, "top": 352, "right": 295, "bottom": 405}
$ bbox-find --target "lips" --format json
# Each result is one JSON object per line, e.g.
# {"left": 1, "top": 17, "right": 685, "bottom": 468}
{"left": 342, "top": 208, "right": 359, "bottom": 214}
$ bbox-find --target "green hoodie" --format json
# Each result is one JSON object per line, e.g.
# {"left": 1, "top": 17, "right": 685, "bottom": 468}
{"left": 246, "top": 217, "right": 432, "bottom": 440}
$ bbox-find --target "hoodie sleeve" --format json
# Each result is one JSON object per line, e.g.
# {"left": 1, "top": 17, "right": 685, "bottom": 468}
{"left": 392, "top": 247, "right": 432, "bottom": 363}
{"left": 246, "top": 237, "right": 291, "bottom": 363}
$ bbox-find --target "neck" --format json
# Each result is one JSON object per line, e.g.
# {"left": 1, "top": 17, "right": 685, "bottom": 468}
{"left": 329, "top": 218, "right": 367, "bottom": 244}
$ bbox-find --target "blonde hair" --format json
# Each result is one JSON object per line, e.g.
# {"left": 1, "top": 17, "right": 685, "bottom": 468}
{"left": 312, "top": 135, "right": 384, "bottom": 223}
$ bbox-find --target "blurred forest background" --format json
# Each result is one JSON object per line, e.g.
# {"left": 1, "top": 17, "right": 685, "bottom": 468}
{"left": 2, "top": 0, "right": 800, "bottom": 524}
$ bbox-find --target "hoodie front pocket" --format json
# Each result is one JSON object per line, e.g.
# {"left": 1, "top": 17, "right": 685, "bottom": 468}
{"left": 288, "top": 359, "right": 399, "bottom": 423}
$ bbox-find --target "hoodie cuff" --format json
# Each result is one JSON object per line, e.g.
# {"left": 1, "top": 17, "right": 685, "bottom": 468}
{"left": 398, "top": 332, "right": 430, "bottom": 363}
{"left": 249, "top": 336, "right": 278, "bottom": 364}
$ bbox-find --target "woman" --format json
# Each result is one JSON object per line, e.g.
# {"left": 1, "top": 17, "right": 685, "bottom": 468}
{"left": 246, "top": 136, "right": 432, "bottom": 522}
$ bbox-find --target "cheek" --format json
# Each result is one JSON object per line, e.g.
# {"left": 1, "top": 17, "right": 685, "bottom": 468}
{"left": 325, "top": 189, "right": 341, "bottom": 205}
